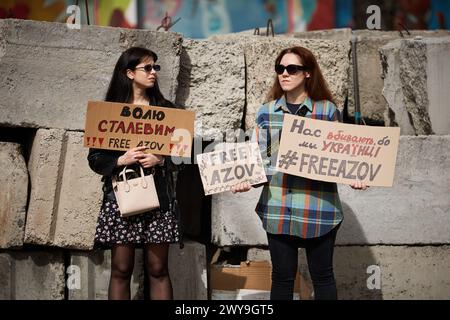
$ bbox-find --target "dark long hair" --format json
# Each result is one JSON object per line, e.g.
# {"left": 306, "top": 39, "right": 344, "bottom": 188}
{"left": 105, "top": 47, "right": 173, "bottom": 107}
{"left": 266, "top": 46, "right": 335, "bottom": 105}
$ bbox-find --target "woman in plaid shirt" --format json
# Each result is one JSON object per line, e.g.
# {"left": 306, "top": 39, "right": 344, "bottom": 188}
{"left": 232, "top": 46, "right": 367, "bottom": 300}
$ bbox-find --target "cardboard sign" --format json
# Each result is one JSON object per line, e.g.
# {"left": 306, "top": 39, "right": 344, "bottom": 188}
{"left": 197, "top": 142, "right": 267, "bottom": 195}
{"left": 210, "top": 261, "right": 310, "bottom": 300}
{"left": 276, "top": 115, "right": 400, "bottom": 187}
{"left": 84, "top": 101, "right": 195, "bottom": 157}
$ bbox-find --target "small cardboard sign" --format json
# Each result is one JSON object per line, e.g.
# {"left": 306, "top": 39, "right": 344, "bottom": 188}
{"left": 197, "top": 142, "right": 267, "bottom": 195}
{"left": 276, "top": 115, "right": 400, "bottom": 187}
{"left": 84, "top": 101, "right": 195, "bottom": 157}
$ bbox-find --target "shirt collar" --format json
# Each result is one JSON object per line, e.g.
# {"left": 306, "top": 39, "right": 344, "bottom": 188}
{"left": 275, "top": 95, "right": 313, "bottom": 114}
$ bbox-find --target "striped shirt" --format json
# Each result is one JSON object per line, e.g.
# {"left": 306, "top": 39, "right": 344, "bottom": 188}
{"left": 255, "top": 95, "right": 343, "bottom": 239}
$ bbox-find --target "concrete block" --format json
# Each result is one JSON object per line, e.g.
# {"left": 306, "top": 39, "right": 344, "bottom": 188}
{"left": 381, "top": 36, "right": 450, "bottom": 135}
{"left": 424, "top": 37, "right": 450, "bottom": 135}
{"left": 0, "top": 19, "right": 182, "bottom": 130}
{"left": 247, "top": 247, "right": 271, "bottom": 262}
{"left": 0, "top": 254, "right": 12, "bottom": 299}
{"left": 176, "top": 38, "right": 245, "bottom": 139}
{"left": 244, "top": 37, "right": 350, "bottom": 130}
{"left": 0, "top": 250, "right": 65, "bottom": 300}
{"left": 247, "top": 245, "right": 450, "bottom": 300}
{"left": 350, "top": 34, "right": 390, "bottom": 123}
{"left": 53, "top": 132, "right": 103, "bottom": 249}
{"left": 24, "top": 129, "right": 65, "bottom": 246}
{"left": 0, "top": 142, "right": 28, "bottom": 248}
{"left": 291, "top": 28, "right": 353, "bottom": 41}
{"left": 381, "top": 39, "right": 432, "bottom": 135}
{"left": 212, "top": 136, "right": 450, "bottom": 246}
{"left": 335, "top": 246, "right": 450, "bottom": 299}
{"left": 169, "top": 240, "right": 208, "bottom": 300}
{"left": 212, "top": 186, "right": 266, "bottom": 246}
{"left": 68, "top": 249, "right": 144, "bottom": 300}
{"left": 25, "top": 130, "right": 103, "bottom": 250}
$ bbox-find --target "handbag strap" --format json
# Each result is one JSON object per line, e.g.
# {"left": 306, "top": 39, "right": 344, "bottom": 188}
{"left": 112, "top": 165, "right": 156, "bottom": 190}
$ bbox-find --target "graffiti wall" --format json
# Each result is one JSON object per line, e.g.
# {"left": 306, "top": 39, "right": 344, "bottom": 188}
{"left": 0, "top": 0, "right": 138, "bottom": 28}
{"left": 95, "top": 0, "right": 138, "bottom": 28}
{"left": 0, "top": 0, "right": 448, "bottom": 37}
{"left": 140, "top": 0, "right": 339, "bottom": 37}
{"left": 0, "top": 0, "right": 66, "bottom": 21}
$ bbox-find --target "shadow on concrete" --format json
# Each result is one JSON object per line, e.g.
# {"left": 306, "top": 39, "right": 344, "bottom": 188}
{"left": 331, "top": 201, "right": 384, "bottom": 300}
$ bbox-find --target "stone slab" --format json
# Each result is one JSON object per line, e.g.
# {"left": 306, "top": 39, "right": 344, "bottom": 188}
{"left": 176, "top": 38, "right": 245, "bottom": 139}
{"left": 53, "top": 132, "right": 103, "bottom": 249}
{"left": 0, "top": 142, "right": 28, "bottom": 249}
{"left": 24, "top": 129, "right": 65, "bottom": 246}
{"left": 169, "top": 240, "right": 208, "bottom": 300}
{"left": 0, "top": 250, "right": 65, "bottom": 300}
{"left": 68, "top": 249, "right": 144, "bottom": 300}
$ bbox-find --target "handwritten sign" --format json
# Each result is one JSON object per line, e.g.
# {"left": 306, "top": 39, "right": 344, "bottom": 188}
{"left": 84, "top": 101, "right": 195, "bottom": 157}
{"left": 276, "top": 115, "right": 400, "bottom": 187}
{"left": 197, "top": 142, "right": 267, "bottom": 195}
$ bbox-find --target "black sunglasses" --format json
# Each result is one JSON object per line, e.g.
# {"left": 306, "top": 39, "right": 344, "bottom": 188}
{"left": 275, "top": 64, "right": 307, "bottom": 75}
{"left": 135, "top": 64, "right": 161, "bottom": 73}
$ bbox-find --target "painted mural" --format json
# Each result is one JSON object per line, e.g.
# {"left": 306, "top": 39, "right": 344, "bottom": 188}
{"left": 141, "top": 0, "right": 339, "bottom": 37}
{"left": 0, "top": 0, "right": 66, "bottom": 21}
{"left": 0, "top": 0, "right": 447, "bottom": 37}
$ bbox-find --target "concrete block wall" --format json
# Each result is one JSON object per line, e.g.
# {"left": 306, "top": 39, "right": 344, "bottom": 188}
{"left": 1, "top": 19, "right": 449, "bottom": 299}
{"left": 68, "top": 249, "right": 145, "bottom": 300}
{"left": 293, "top": 29, "right": 450, "bottom": 126}
{"left": 66, "top": 241, "right": 207, "bottom": 300}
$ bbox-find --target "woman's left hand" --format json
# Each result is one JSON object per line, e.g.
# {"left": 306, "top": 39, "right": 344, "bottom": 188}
{"left": 138, "top": 153, "right": 164, "bottom": 168}
{"left": 350, "top": 180, "right": 369, "bottom": 190}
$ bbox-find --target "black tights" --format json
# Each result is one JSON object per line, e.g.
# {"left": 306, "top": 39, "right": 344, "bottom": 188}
{"left": 267, "top": 224, "right": 340, "bottom": 300}
{"left": 108, "top": 244, "right": 173, "bottom": 300}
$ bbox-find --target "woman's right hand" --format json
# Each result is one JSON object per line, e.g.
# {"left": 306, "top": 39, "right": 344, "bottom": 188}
{"left": 117, "top": 146, "right": 148, "bottom": 166}
{"left": 231, "top": 181, "right": 252, "bottom": 194}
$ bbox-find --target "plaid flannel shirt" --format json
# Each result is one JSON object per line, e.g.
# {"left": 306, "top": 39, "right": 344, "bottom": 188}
{"left": 255, "top": 95, "right": 343, "bottom": 239}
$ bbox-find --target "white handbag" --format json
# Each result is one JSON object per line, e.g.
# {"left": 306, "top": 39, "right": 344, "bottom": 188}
{"left": 111, "top": 165, "right": 160, "bottom": 217}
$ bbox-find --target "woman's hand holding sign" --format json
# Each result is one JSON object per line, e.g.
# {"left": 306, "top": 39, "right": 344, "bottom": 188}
{"left": 231, "top": 181, "right": 252, "bottom": 193}
{"left": 117, "top": 146, "right": 148, "bottom": 166}
{"left": 350, "top": 180, "right": 369, "bottom": 190}
{"left": 117, "top": 146, "right": 164, "bottom": 168}
{"left": 138, "top": 153, "right": 164, "bottom": 168}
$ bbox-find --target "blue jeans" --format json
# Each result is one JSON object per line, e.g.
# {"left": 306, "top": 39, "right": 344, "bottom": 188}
{"left": 267, "top": 223, "right": 340, "bottom": 300}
